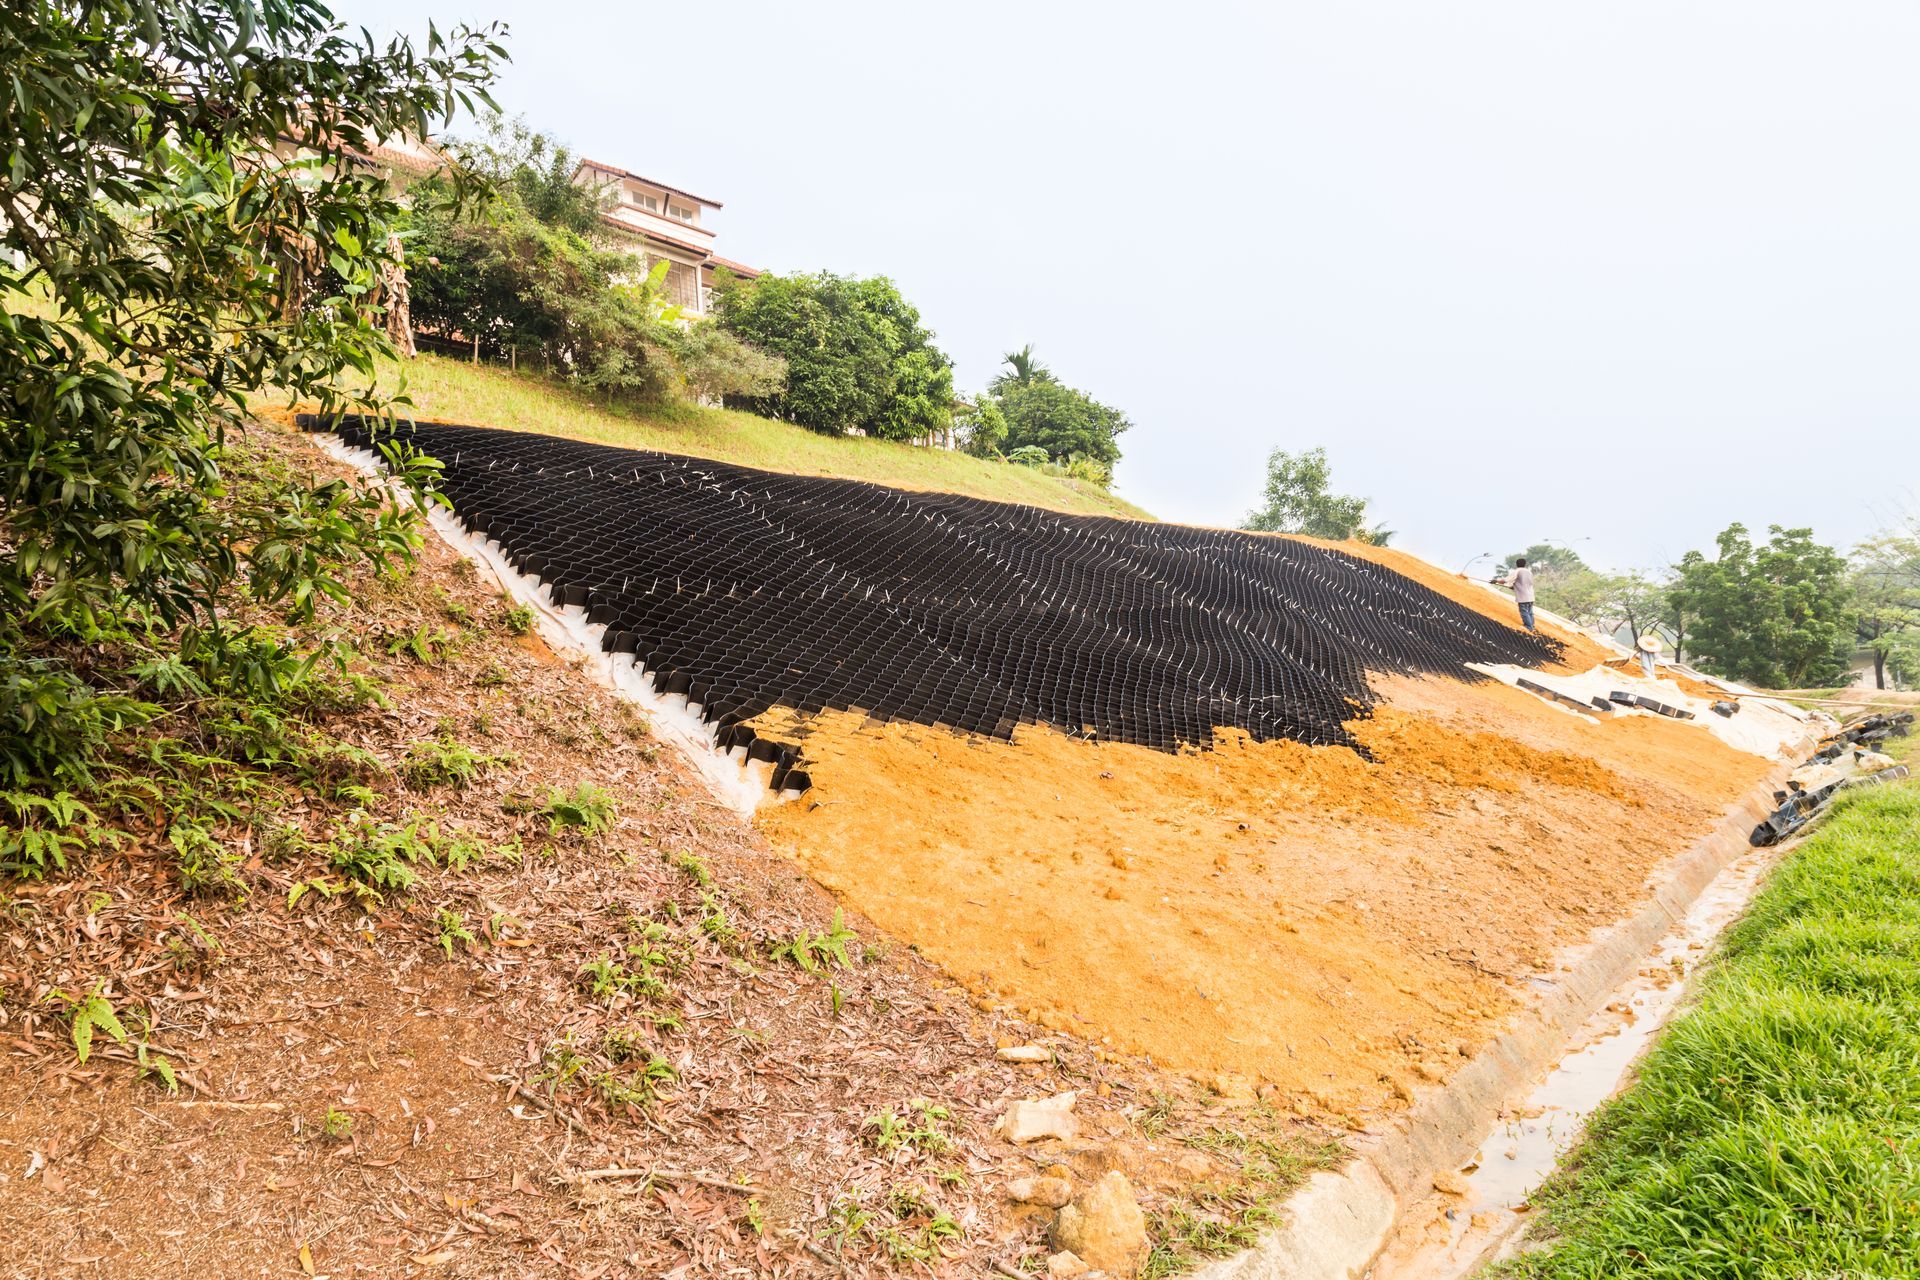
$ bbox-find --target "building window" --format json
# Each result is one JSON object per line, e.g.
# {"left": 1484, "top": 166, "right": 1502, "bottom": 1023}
{"left": 668, "top": 204, "right": 695, "bottom": 223}
{"left": 628, "top": 191, "right": 659, "bottom": 212}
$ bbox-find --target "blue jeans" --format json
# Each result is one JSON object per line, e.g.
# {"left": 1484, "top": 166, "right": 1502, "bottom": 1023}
{"left": 1518, "top": 601, "right": 1535, "bottom": 631}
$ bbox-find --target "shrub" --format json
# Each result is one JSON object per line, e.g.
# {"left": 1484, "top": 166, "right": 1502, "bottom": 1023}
{"left": 713, "top": 271, "right": 953, "bottom": 440}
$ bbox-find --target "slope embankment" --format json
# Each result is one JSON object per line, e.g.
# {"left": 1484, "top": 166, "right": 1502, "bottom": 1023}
{"left": 221, "top": 413, "right": 1818, "bottom": 1278}
{"left": 300, "top": 415, "right": 1810, "bottom": 1122}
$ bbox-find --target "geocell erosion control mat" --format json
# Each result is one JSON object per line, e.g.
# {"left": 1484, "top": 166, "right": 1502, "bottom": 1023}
{"left": 303, "top": 415, "right": 1561, "bottom": 760}
{"left": 302, "top": 414, "right": 1803, "bottom": 1111}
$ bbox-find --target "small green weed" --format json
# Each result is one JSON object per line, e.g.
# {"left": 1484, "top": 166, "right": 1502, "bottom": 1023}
{"left": 770, "top": 907, "right": 859, "bottom": 973}
{"left": 698, "top": 891, "right": 739, "bottom": 949}
{"left": 165, "top": 912, "right": 223, "bottom": 973}
{"left": 435, "top": 908, "right": 478, "bottom": 958}
{"left": 324, "top": 815, "right": 437, "bottom": 899}
{"left": 45, "top": 987, "right": 177, "bottom": 1090}
{"left": 1136, "top": 1090, "right": 1178, "bottom": 1137}
{"left": 669, "top": 848, "right": 711, "bottom": 886}
{"left": 577, "top": 950, "right": 668, "bottom": 1003}
{"left": 168, "top": 819, "right": 243, "bottom": 896}
{"left": 500, "top": 604, "right": 534, "bottom": 635}
{"left": 402, "top": 737, "right": 509, "bottom": 790}
{"left": 533, "top": 1038, "right": 590, "bottom": 1093}
{"left": 589, "top": 1054, "right": 676, "bottom": 1111}
{"left": 863, "top": 1100, "right": 952, "bottom": 1155}
{"left": 320, "top": 1106, "right": 354, "bottom": 1141}
{"left": 47, "top": 984, "right": 125, "bottom": 1064}
{"left": 540, "top": 783, "right": 617, "bottom": 838}
{"left": 383, "top": 623, "right": 459, "bottom": 665}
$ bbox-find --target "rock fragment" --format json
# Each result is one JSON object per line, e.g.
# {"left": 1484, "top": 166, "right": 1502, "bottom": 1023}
{"left": 996, "top": 1091, "right": 1079, "bottom": 1144}
{"left": 1008, "top": 1176, "right": 1074, "bottom": 1208}
{"left": 1051, "top": 1171, "right": 1148, "bottom": 1275}
{"left": 998, "top": 1045, "right": 1053, "bottom": 1063}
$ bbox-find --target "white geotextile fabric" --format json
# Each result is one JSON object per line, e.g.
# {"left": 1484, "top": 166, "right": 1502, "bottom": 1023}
{"left": 1467, "top": 661, "right": 1817, "bottom": 760}
{"left": 316, "top": 434, "right": 770, "bottom": 817}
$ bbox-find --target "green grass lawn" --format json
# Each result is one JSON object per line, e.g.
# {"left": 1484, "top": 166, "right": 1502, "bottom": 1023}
{"left": 1496, "top": 780, "right": 1920, "bottom": 1279}
{"left": 349, "top": 352, "right": 1155, "bottom": 521}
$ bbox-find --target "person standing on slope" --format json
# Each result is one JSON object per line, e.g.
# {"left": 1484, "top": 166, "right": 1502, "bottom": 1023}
{"left": 1507, "top": 557, "right": 1537, "bottom": 631}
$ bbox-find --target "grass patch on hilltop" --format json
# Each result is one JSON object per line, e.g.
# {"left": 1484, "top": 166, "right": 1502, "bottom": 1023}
{"left": 353, "top": 352, "right": 1154, "bottom": 521}
{"left": 1496, "top": 781, "right": 1920, "bottom": 1279}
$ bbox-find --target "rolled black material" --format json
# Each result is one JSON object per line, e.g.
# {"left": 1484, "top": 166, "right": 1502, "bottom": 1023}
{"left": 303, "top": 415, "right": 1563, "bottom": 758}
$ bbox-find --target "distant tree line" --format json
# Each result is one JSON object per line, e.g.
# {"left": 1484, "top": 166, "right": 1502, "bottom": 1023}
{"left": 1505, "top": 525, "right": 1919, "bottom": 691}
{"left": 1235, "top": 449, "right": 1919, "bottom": 691}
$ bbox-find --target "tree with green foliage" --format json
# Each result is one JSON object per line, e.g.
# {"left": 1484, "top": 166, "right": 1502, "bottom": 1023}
{"left": 982, "top": 348, "right": 1131, "bottom": 475}
{"left": 0, "top": 1, "right": 500, "bottom": 854}
{"left": 712, "top": 271, "right": 953, "bottom": 440}
{"left": 1243, "top": 447, "right": 1390, "bottom": 544}
{"left": 1503, "top": 543, "right": 1591, "bottom": 579}
{"left": 999, "top": 344, "right": 1050, "bottom": 388}
{"left": 954, "top": 397, "right": 1008, "bottom": 458}
{"left": 404, "top": 120, "right": 782, "bottom": 405}
{"left": 1603, "top": 572, "right": 1670, "bottom": 644}
{"left": 1850, "top": 526, "right": 1920, "bottom": 689}
{"left": 1667, "top": 524, "right": 1854, "bottom": 688}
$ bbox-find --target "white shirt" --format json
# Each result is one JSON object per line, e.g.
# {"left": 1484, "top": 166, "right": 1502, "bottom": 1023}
{"left": 1509, "top": 566, "right": 1535, "bottom": 604}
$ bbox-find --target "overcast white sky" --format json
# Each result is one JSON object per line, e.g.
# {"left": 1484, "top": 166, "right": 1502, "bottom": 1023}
{"left": 336, "top": 0, "right": 1919, "bottom": 575}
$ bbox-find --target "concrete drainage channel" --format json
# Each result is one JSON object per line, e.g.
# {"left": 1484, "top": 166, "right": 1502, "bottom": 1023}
{"left": 1192, "top": 751, "right": 1809, "bottom": 1280}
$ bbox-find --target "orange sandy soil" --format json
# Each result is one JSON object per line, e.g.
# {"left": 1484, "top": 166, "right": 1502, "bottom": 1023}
{"left": 753, "top": 660, "right": 1777, "bottom": 1118}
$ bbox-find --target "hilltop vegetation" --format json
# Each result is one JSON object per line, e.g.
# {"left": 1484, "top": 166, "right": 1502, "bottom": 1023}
{"left": 364, "top": 351, "right": 1155, "bottom": 519}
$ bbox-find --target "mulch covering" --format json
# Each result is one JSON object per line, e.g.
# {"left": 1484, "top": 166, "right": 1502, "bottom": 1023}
{"left": 302, "top": 416, "right": 1561, "bottom": 765}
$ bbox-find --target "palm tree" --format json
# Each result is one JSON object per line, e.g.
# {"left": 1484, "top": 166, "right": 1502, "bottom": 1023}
{"left": 1001, "top": 344, "right": 1049, "bottom": 387}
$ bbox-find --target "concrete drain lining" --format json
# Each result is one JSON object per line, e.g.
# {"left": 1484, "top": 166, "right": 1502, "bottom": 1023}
{"left": 1191, "top": 748, "right": 1808, "bottom": 1280}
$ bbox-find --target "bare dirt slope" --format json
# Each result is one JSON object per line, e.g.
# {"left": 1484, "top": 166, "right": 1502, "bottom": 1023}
{"left": 0, "top": 424, "right": 1330, "bottom": 1280}
{"left": 751, "top": 543, "right": 1782, "bottom": 1116}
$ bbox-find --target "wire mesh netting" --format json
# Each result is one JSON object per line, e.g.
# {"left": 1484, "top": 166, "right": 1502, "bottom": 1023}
{"left": 304, "top": 416, "right": 1562, "bottom": 785}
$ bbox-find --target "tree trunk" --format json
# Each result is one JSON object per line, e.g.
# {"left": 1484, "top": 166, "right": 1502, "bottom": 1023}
{"left": 1875, "top": 649, "right": 1886, "bottom": 689}
{"left": 380, "top": 233, "right": 416, "bottom": 359}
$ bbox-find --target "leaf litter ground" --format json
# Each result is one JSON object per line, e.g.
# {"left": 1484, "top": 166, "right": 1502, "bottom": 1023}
{"left": 0, "top": 421, "right": 1333, "bottom": 1279}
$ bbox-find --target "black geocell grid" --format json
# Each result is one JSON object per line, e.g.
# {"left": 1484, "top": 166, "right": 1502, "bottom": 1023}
{"left": 304, "top": 416, "right": 1563, "bottom": 791}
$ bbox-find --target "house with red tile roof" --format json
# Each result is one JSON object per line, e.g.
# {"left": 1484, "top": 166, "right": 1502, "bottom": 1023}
{"left": 572, "top": 159, "right": 760, "bottom": 319}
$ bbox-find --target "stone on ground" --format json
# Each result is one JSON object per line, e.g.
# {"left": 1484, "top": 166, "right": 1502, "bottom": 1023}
{"left": 1008, "top": 1175, "right": 1075, "bottom": 1208}
{"left": 1051, "top": 1171, "right": 1148, "bottom": 1275}
{"left": 997, "top": 1091, "right": 1079, "bottom": 1143}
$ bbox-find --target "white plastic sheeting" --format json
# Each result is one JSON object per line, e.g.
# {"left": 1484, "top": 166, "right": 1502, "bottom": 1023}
{"left": 1467, "top": 661, "right": 1817, "bottom": 760}
{"left": 315, "top": 434, "right": 775, "bottom": 818}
